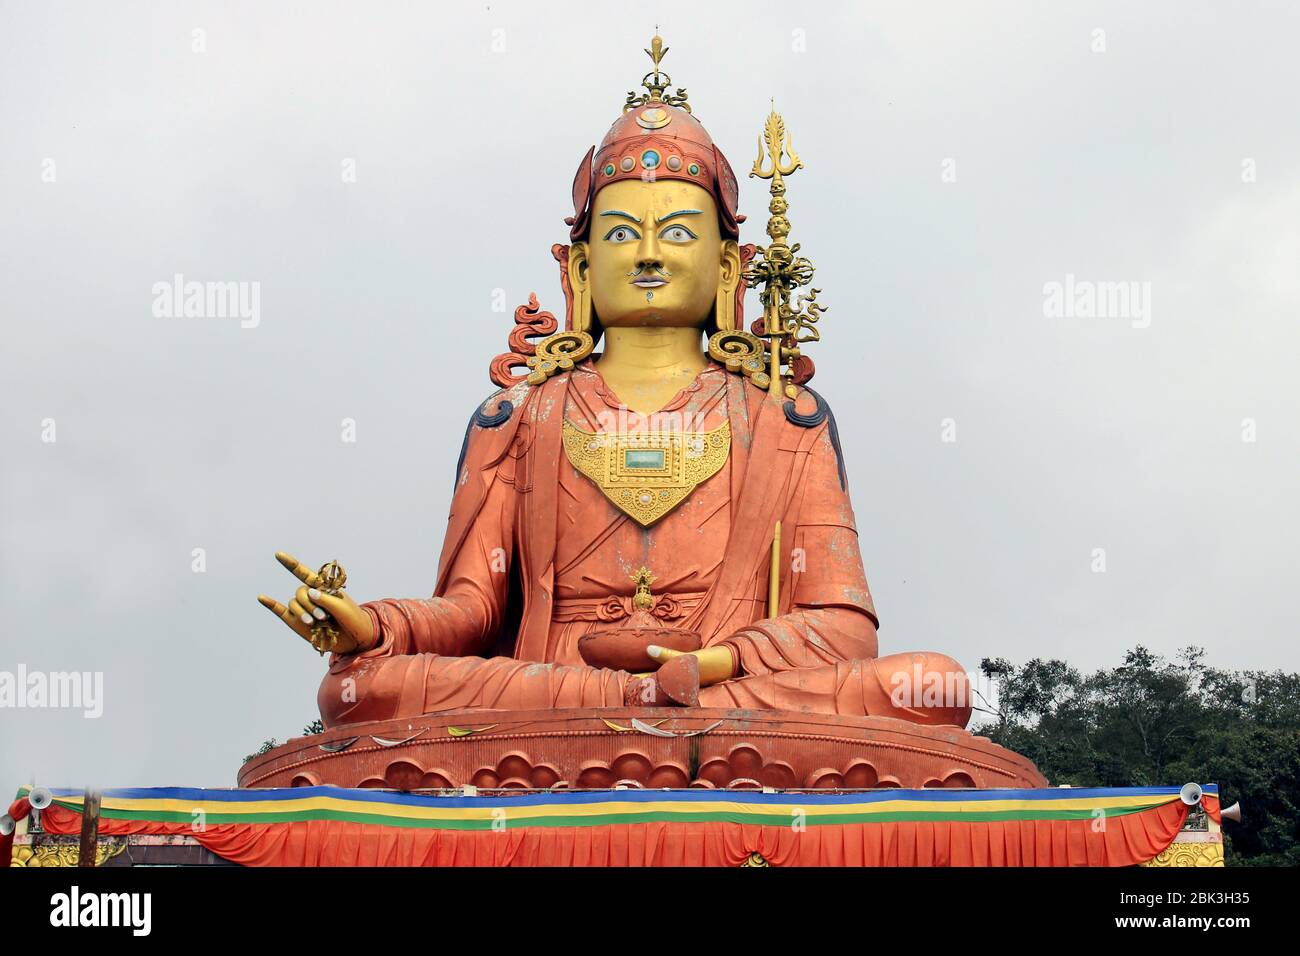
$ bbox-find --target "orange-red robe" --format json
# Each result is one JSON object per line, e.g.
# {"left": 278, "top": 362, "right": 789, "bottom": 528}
{"left": 318, "top": 361, "right": 970, "bottom": 728}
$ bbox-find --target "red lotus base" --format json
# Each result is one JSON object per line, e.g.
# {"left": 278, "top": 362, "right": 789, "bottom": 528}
{"left": 238, "top": 708, "right": 1047, "bottom": 790}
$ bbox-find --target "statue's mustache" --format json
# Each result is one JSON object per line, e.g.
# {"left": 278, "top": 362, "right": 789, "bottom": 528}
{"left": 627, "top": 265, "right": 672, "bottom": 279}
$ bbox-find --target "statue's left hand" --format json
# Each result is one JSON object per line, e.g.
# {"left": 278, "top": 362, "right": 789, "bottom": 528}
{"left": 257, "top": 551, "right": 377, "bottom": 655}
{"left": 646, "top": 644, "right": 736, "bottom": 686}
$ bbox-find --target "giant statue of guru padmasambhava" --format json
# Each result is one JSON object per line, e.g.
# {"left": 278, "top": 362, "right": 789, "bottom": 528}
{"left": 258, "top": 37, "right": 973, "bottom": 735}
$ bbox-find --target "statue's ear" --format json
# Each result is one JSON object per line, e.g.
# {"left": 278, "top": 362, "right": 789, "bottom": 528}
{"left": 715, "top": 239, "right": 742, "bottom": 331}
{"left": 567, "top": 241, "right": 594, "bottom": 335}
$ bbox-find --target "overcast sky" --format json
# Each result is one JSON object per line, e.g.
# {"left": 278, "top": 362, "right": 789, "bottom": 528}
{"left": 2, "top": 1, "right": 1298, "bottom": 789}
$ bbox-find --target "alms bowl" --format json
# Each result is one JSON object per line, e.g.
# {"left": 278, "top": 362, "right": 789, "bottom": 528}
{"left": 578, "top": 627, "right": 702, "bottom": 671}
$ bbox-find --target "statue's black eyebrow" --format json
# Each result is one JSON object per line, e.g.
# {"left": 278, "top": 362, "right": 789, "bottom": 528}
{"left": 599, "top": 210, "right": 642, "bottom": 223}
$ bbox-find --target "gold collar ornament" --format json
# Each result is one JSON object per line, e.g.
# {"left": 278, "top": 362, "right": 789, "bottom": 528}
{"left": 562, "top": 420, "right": 730, "bottom": 526}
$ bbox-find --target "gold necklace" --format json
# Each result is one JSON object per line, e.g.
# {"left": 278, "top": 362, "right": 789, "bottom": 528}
{"left": 562, "top": 420, "right": 730, "bottom": 526}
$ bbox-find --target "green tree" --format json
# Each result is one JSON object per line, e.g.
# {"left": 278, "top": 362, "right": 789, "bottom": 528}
{"left": 241, "top": 738, "right": 278, "bottom": 765}
{"left": 973, "top": 646, "right": 1300, "bottom": 866}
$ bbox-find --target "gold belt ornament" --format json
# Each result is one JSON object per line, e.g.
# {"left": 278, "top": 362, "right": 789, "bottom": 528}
{"left": 562, "top": 420, "right": 730, "bottom": 526}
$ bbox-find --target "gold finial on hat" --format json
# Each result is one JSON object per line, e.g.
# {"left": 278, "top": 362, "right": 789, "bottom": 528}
{"left": 624, "top": 34, "right": 692, "bottom": 114}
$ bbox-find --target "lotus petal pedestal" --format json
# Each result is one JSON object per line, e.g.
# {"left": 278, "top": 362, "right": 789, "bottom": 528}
{"left": 238, "top": 708, "right": 1047, "bottom": 790}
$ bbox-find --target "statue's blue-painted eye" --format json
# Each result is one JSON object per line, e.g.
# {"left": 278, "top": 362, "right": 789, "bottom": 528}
{"left": 603, "top": 225, "right": 640, "bottom": 242}
{"left": 659, "top": 224, "right": 697, "bottom": 243}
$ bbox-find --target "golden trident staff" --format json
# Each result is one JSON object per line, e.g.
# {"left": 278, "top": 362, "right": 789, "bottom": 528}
{"left": 742, "top": 105, "right": 828, "bottom": 618}
{"left": 743, "top": 104, "right": 827, "bottom": 400}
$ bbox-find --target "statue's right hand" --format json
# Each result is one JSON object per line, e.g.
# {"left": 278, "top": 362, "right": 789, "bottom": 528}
{"left": 257, "top": 551, "right": 377, "bottom": 655}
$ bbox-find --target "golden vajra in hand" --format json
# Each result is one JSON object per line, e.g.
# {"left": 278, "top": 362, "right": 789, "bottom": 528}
{"left": 257, "top": 552, "right": 376, "bottom": 655}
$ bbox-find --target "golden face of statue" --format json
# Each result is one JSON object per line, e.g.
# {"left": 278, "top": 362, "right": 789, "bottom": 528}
{"left": 583, "top": 179, "right": 738, "bottom": 329}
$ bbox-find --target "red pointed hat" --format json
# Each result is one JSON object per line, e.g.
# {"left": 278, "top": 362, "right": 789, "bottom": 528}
{"left": 565, "top": 38, "right": 745, "bottom": 242}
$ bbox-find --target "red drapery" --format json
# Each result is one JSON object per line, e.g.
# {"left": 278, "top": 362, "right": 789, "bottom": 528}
{"left": 32, "top": 798, "right": 1196, "bottom": 867}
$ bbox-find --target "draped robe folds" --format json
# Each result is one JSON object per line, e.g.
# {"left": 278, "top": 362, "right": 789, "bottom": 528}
{"left": 318, "top": 361, "right": 971, "bottom": 729}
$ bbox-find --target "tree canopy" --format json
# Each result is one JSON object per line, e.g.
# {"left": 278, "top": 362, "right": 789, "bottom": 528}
{"left": 973, "top": 646, "right": 1300, "bottom": 866}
